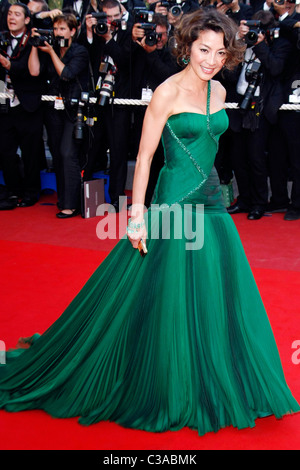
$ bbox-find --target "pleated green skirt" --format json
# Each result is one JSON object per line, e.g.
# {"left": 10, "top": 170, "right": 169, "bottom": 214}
{"left": 0, "top": 193, "right": 299, "bottom": 436}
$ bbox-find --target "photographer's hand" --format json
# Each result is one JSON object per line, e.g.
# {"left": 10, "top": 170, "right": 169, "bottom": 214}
{"left": 155, "top": 2, "right": 168, "bottom": 16}
{"left": 0, "top": 54, "right": 10, "bottom": 70}
{"left": 238, "top": 20, "right": 249, "bottom": 40}
{"left": 255, "top": 32, "right": 265, "bottom": 45}
{"left": 85, "top": 14, "right": 97, "bottom": 40}
{"left": 39, "top": 9, "right": 63, "bottom": 21}
{"left": 139, "top": 36, "right": 157, "bottom": 53}
{"left": 132, "top": 23, "right": 145, "bottom": 43}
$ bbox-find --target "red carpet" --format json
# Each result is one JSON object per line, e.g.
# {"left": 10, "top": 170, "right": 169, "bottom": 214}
{"left": 0, "top": 193, "right": 300, "bottom": 450}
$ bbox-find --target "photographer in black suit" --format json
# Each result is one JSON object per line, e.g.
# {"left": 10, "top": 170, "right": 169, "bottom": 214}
{"left": 267, "top": 1, "right": 300, "bottom": 220}
{"left": 0, "top": 2, "right": 44, "bottom": 210}
{"left": 130, "top": 12, "right": 180, "bottom": 206}
{"left": 226, "top": 10, "right": 293, "bottom": 219}
{"left": 82, "top": 0, "right": 133, "bottom": 211}
{"left": 28, "top": 12, "right": 90, "bottom": 218}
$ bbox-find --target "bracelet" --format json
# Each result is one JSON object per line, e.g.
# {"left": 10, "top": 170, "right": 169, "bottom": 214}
{"left": 126, "top": 218, "right": 145, "bottom": 235}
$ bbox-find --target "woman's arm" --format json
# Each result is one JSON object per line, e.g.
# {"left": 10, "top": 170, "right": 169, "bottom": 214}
{"left": 128, "top": 80, "right": 175, "bottom": 248}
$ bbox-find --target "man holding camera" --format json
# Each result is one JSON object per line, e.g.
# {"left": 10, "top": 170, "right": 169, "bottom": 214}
{"left": 225, "top": 10, "right": 293, "bottom": 220}
{"left": 0, "top": 2, "right": 44, "bottom": 210}
{"left": 130, "top": 12, "right": 180, "bottom": 206}
{"left": 82, "top": 0, "right": 133, "bottom": 212}
{"left": 266, "top": 0, "right": 300, "bottom": 220}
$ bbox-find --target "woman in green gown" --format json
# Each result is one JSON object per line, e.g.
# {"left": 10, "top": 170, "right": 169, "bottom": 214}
{"left": 0, "top": 9, "right": 299, "bottom": 436}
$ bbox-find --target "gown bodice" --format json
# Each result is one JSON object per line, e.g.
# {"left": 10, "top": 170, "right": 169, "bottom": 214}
{"left": 152, "top": 82, "right": 229, "bottom": 209}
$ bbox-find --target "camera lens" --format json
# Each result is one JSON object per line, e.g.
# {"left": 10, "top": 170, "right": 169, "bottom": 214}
{"left": 94, "top": 22, "right": 108, "bottom": 35}
{"left": 170, "top": 5, "right": 182, "bottom": 16}
{"left": 145, "top": 32, "right": 157, "bottom": 46}
{"left": 245, "top": 31, "right": 258, "bottom": 46}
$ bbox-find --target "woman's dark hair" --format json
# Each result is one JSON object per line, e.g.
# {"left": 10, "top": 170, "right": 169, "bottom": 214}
{"left": 52, "top": 13, "right": 78, "bottom": 32}
{"left": 173, "top": 9, "right": 245, "bottom": 70}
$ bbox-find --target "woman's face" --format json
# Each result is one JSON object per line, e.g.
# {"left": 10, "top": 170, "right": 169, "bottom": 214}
{"left": 188, "top": 29, "right": 227, "bottom": 81}
{"left": 53, "top": 20, "right": 75, "bottom": 40}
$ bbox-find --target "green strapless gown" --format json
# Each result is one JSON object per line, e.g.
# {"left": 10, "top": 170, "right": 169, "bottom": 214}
{"left": 0, "top": 82, "right": 299, "bottom": 436}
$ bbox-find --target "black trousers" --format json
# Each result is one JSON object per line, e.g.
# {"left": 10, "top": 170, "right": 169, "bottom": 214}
{"left": 0, "top": 105, "right": 43, "bottom": 199}
{"left": 44, "top": 106, "right": 82, "bottom": 210}
{"left": 268, "top": 111, "right": 300, "bottom": 210}
{"left": 229, "top": 115, "right": 271, "bottom": 211}
{"left": 104, "top": 105, "right": 132, "bottom": 204}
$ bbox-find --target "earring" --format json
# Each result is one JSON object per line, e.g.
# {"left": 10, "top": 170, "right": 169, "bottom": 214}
{"left": 182, "top": 55, "right": 190, "bottom": 65}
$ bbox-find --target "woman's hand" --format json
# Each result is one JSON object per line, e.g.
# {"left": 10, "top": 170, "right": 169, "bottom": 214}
{"left": 127, "top": 220, "right": 147, "bottom": 250}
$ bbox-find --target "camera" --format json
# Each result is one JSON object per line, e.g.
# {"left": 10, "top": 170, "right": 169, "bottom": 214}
{"left": 0, "top": 31, "right": 10, "bottom": 50}
{"left": 29, "top": 29, "right": 54, "bottom": 47}
{"left": 134, "top": 8, "right": 154, "bottom": 24}
{"left": 244, "top": 20, "right": 262, "bottom": 46}
{"left": 167, "top": 0, "right": 183, "bottom": 16}
{"left": 91, "top": 12, "right": 108, "bottom": 35}
{"left": 239, "top": 60, "right": 262, "bottom": 111}
{"left": 91, "top": 11, "right": 126, "bottom": 36}
{"left": 137, "top": 23, "right": 158, "bottom": 46}
{"left": 74, "top": 92, "right": 90, "bottom": 140}
{"left": 134, "top": 8, "right": 158, "bottom": 46}
{"left": 264, "top": 27, "right": 280, "bottom": 44}
{"left": 96, "top": 59, "right": 117, "bottom": 106}
{"left": 29, "top": 29, "right": 69, "bottom": 48}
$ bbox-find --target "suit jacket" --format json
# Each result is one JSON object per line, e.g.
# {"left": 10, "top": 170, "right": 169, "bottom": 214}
{"left": 253, "top": 35, "right": 293, "bottom": 123}
{"left": 39, "top": 41, "right": 89, "bottom": 119}
{"left": 0, "top": 31, "right": 43, "bottom": 112}
{"left": 129, "top": 43, "right": 180, "bottom": 98}
{"left": 81, "top": 25, "right": 133, "bottom": 98}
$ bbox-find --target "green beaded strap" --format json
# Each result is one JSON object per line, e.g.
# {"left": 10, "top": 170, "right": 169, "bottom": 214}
{"left": 206, "top": 80, "right": 219, "bottom": 148}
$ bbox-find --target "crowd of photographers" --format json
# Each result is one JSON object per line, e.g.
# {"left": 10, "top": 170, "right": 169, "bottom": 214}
{"left": 0, "top": 0, "right": 299, "bottom": 220}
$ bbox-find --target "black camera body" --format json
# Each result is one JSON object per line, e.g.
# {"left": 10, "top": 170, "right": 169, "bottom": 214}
{"left": 240, "top": 61, "right": 262, "bottom": 111}
{"left": 29, "top": 29, "right": 69, "bottom": 48}
{"left": 0, "top": 31, "right": 10, "bottom": 50}
{"left": 134, "top": 8, "right": 154, "bottom": 24}
{"left": 137, "top": 23, "right": 158, "bottom": 46}
{"left": 244, "top": 20, "right": 262, "bottom": 46}
{"left": 91, "top": 12, "right": 108, "bottom": 36}
{"left": 29, "top": 29, "right": 54, "bottom": 47}
{"left": 74, "top": 91, "right": 90, "bottom": 140}
{"left": 134, "top": 8, "right": 158, "bottom": 46}
{"left": 91, "top": 12, "right": 126, "bottom": 36}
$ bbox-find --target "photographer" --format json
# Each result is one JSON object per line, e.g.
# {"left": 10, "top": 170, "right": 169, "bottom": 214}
{"left": 82, "top": 0, "right": 133, "bottom": 212}
{"left": 226, "top": 10, "right": 293, "bottom": 219}
{"left": 267, "top": 1, "right": 300, "bottom": 220}
{"left": 27, "top": 0, "right": 63, "bottom": 28}
{"left": 28, "top": 12, "right": 89, "bottom": 218}
{"left": 0, "top": 2, "right": 44, "bottom": 210}
{"left": 202, "top": 0, "right": 253, "bottom": 22}
{"left": 131, "top": 12, "right": 180, "bottom": 205}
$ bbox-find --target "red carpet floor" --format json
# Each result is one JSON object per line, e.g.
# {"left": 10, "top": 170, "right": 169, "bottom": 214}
{"left": 0, "top": 192, "right": 300, "bottom": 450}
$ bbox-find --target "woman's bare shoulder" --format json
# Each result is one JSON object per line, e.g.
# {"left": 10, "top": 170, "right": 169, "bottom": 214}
{"left": 150, "top": 73, "right": 181, "bottom": 114}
